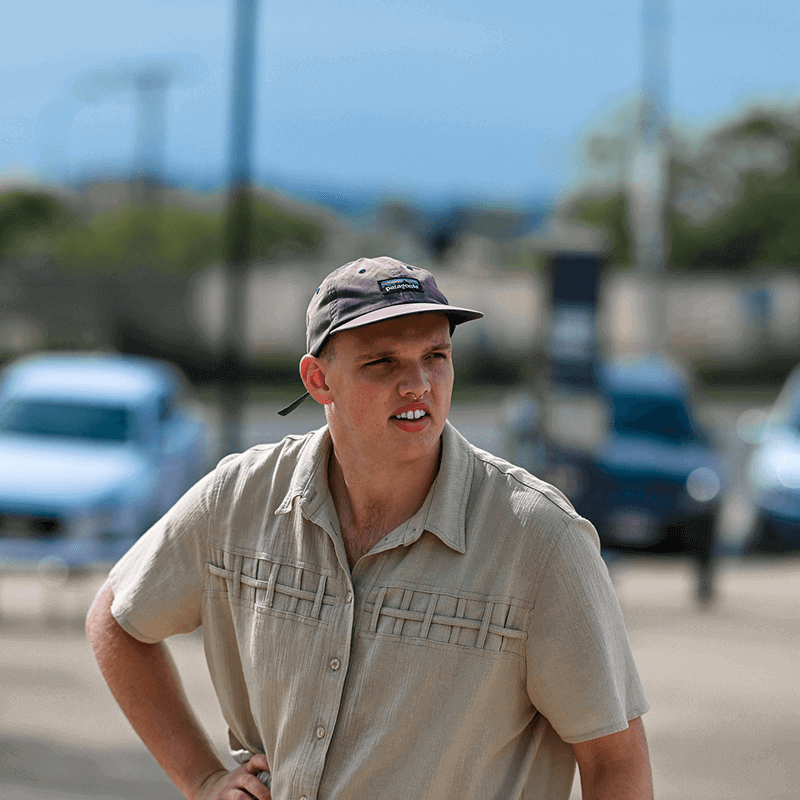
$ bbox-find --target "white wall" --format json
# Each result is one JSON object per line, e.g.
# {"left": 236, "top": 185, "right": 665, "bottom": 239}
{"left": 191, "top": 261, "right": 800, "bottom": 365}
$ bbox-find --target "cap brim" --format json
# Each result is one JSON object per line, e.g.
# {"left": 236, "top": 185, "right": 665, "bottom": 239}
{"left": 330, "top": 303, "right": 483, "bottom": 336}
{"left": 282, "top": 303, "right": 483, "bottom": 414}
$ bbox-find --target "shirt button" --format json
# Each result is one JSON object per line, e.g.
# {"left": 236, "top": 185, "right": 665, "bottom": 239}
{"left": 346, "top": 592, "right": 353, "bottom": 603}
{"left": 316, "top": 726, "right": 326, "bottom": 739}
{"left": 330, "top": 657, "right": 341, "bottom": 670}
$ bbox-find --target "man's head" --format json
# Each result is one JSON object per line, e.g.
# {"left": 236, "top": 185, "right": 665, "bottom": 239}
{"left": 278, "top": 256, "right": 482, "bottom": 416}
{"left": 302, "top": 311, "right": 455, "bottom": 468}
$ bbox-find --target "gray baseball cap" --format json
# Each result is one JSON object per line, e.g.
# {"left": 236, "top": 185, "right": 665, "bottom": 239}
{"left": 278, "top": 256, "right": 483, "bottom": 415}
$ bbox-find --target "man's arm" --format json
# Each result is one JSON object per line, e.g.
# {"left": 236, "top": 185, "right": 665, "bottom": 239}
{"left": 86, "top": 580, "right": 270, "bottom": 800}
{"left": 571, "top": 716, "right": 654, "bottom": 800}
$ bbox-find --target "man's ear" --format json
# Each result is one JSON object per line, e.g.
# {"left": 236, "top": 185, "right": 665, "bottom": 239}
{"left": 300, "top": 354, "right": 333, "bottom": 405}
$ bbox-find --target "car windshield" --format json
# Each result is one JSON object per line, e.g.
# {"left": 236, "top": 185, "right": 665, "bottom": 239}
{"left": 611, "top": 394, "right": 702, "bottom": 444}
{"left": 0, "top": 399, "right": 133, "bottom": 442}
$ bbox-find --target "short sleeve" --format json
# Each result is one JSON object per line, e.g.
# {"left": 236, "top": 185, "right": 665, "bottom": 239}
{"left": 525, "top": 516, "right": 649, "bottom": 743}
{"left": 109, "top": 467, "right": 217, "bottom": 643}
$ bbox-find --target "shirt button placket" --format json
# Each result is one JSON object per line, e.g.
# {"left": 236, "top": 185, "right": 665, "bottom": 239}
{"left": 305, "top": 580, "right": 351, "bottom": 799}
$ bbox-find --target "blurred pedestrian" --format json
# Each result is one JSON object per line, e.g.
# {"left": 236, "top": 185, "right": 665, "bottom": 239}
{"left": 87, "top": 256, "right": 653, "bottom": 799}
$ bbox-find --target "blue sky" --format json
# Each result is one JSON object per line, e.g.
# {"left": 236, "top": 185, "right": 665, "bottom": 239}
{"left": 2, "top": 1, "right": 799, "bottom": 204}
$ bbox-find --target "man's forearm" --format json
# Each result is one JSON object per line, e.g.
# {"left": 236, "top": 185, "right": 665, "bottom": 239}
{"left": 86, "top": 581, "right": 226, "bottom": 800}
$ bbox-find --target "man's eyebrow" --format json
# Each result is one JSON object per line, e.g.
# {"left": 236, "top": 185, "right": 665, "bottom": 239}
{"left": 356, "top": 348, "right": 394, "bottom": 360}
{"left": 356, "top": 339, "right": 452, "bottom": 359}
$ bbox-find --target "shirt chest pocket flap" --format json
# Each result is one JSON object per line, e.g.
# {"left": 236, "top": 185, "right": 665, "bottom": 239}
{"left": 207, "top": 547, "right": 337, "bottom": 627}
{"left": 362, "top": 584, "right": 527, "bottom": 656}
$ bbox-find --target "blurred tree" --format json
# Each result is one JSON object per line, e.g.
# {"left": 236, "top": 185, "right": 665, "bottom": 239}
{"left": 566, "top": 105, "right": 800, "bottom": 270}
{"left": 0, "top": 187, "right": 326, "bottom": 274}
{"left": 670, "top": 110, "right": 800, "bottom": 269}
{"left": 0, "top": 189, "right": 83, "bottom": 262}
{"left": 378, "top": 199, "right": 425, "bottom": 234}
{"left": 248, "top": 195, "right": 325, "bottom": 260}
{"left": 564, "top": 192, "right": 633, "bottom": 266}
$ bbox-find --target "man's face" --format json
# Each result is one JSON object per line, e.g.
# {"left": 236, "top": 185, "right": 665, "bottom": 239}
{"left": 321, "top": 312, "right": 453, "bottom": 468}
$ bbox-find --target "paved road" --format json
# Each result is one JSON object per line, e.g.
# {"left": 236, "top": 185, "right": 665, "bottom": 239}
{"left": 1, "top": 555, "right": 798, "bottom": 800}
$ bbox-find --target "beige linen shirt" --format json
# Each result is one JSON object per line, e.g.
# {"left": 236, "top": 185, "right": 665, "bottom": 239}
{"left": 110, "top": 421, "right": 648, "bottom": 800}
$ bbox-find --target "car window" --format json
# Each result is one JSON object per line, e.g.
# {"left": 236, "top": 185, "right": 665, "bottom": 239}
{"left": 0, "top": 399, "right": 133, "bottom": 442}
{"left": 611, "top": 394, "right": 703, "bottom": 444}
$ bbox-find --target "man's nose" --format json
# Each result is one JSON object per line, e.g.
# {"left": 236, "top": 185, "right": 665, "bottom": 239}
{"left": 399, "top": 362, "right": 431, "bottom": 399}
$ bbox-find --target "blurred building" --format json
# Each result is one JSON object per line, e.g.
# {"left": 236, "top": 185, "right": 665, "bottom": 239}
{"left": 2, "top": 179, "right": 800, "bottom": 386}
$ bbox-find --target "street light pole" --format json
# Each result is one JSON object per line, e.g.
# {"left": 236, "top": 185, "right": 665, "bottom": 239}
{"left": 219, "top": 0, "right": 259, "bottom": 458}
{"left": 628, "top": 0, "right": 671, "bottom": 354}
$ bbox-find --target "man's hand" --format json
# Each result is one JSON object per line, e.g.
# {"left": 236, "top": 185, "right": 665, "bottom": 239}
{"left": 195, "top": 754, "right": 272, "bottom": 800}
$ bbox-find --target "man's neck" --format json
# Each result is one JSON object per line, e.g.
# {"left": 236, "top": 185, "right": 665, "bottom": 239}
{"left": 327, "top": 442, "right": 440, "bottom": 567}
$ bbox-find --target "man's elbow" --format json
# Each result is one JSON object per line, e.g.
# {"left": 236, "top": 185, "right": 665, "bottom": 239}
{"left": 572, "top": 717, "right": 654, "bottom": 800}
{"left": 86, "top": 578, "right": 119, "bottom": 651}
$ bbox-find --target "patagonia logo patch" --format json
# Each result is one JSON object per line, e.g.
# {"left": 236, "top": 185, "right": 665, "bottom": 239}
{"left": 378, "top": 277, "right": 423, "bottom": 294}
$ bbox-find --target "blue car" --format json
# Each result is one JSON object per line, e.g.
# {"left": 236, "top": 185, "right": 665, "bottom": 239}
{"left": 581, "top": 355, "right": 725, "bottom": 600}
{"left": 746, "top": 364, "right": 800, "bottom": 553}
{"left": 533, "top": 354, "right": 725, "bottom": 602}
{"left": 0, "top": 352, "right": 211, "bottom": 571}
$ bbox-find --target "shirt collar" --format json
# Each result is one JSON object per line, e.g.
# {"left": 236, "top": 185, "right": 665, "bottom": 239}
{"left": 275, "top": 421, "right": 472, "bottom": 554}
{"left": 417, "top": 421, "right": 471, "bottom": 553}
{"left": 274, "top": 426, "right": 333, "bottom": 518}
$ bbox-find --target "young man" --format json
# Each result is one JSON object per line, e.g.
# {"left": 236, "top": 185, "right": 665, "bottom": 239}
{"left": 87, "top": 256, "right": 653, "bottom": 800}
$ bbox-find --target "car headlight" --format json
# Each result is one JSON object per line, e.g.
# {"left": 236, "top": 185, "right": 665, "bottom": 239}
{"left": 686, "top": 468, "right": 721, "bottom": 503}
{"left": 750, "top": 447, "right": 800, "bottom": 492}
{"left": 776, "top": 459, "right": 800, "bottom": 490}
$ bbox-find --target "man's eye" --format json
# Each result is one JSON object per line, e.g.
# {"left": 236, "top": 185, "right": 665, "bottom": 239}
{"left": 366, "top": 358, "right": 390, "bottom": 366}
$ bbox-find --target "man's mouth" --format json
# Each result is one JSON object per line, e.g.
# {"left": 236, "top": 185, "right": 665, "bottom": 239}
{"left": 394, "top": 409, "right": 427, "bottom": 420}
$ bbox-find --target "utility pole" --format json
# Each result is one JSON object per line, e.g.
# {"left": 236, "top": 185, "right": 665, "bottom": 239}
{"left": 132, "top": 66, "right": 171, "bottom": 209}
{"left": 219, "top": 0, "right": 259, "bottom": 457}
{"left": 628, "top": 0, "right": 671, "bottom": 353}
{"left": 73, "top": 61, "right": 175, "bottom": 207}
{"left": 72, "top": 61, "right": 177, "bottom": 342}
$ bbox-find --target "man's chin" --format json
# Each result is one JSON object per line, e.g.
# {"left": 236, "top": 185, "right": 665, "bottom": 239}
{"left": 394, "top": 428, "right": 443, "bottom": 464}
